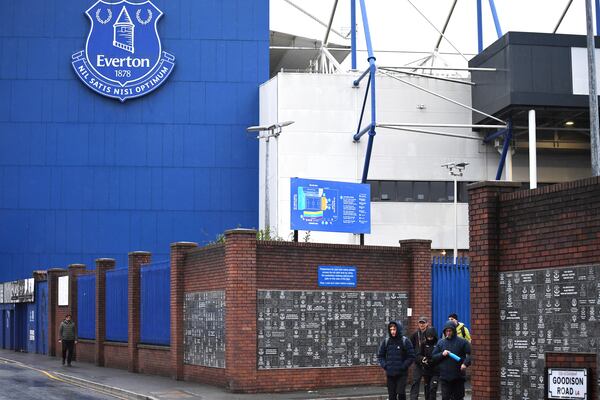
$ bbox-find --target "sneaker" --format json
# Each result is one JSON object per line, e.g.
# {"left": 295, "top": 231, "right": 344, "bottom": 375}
{"left": 67, "top": 363, "right": 72, "bottom": 367}
{"left": 62, "top": 360, "right": 65, "bottom": 365}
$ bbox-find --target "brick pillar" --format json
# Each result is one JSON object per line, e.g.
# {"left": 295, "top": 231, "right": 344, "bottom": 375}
{"left": 468, "top": 181, "right": 519, "bottom": 400}
{"left": 128, "top": 251, "right": 152, "bottom": 373}
{"left": 95, "top": 258, "right": 115, "bottom": 367}
{"left": 170, "top": 242, "right": 198, "bottom": 380}
{"left": 400, "top": 239, "right": 432, "bottom": 332}
{"left": 224, "top": 229, "right": 257, "bottom": 392}
{"left": 67, "top": 264, "right": 86, "bottom": 331}
{"left": 47, "top": 268, "right": 67, "bottom": 357}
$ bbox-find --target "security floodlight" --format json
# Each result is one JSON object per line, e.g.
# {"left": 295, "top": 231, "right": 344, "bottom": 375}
{"left": 441, "top": 161, "right": 469, "bottom": 263}
{"left": 245, "top": 121, "right": 295, "bottom": 233}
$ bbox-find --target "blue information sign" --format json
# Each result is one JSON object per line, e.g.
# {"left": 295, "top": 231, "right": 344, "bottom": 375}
{"left": 318, "top": 266, "right": 357, "bottom": 287}
{"left": 290, "top": 178, "right": 371, "bottom": 234}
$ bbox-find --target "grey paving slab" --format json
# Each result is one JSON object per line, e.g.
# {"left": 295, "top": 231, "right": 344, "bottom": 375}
{"left": 0, "top": 349, "right": 470, "bottom": 400}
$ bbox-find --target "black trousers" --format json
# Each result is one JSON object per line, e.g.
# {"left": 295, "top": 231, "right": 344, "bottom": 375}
{"left": 387, "top": 374, "right": 408, "bottom": 400}
{"left": 61, "top": 340, "right": 75, "bottom": 365}
{"left": 411, "top": 368, "right": 439, "bottom": 400}
{"left": 425, "top": 375, "right": 439, "bottom": 400}
{"left": 440, "top": 379, "right": 465, "bottom": 400}
{"left": 410, "top": 367, "right": 425, "bottom": 399}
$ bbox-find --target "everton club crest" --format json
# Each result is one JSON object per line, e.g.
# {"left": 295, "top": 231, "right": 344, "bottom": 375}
{"left": 72, "top": 0, "right": 175, "bottom": 101}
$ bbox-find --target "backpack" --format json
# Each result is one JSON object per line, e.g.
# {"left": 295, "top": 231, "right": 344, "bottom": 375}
{"left": 384, "top": 335, "right": 410, "bottom": 356}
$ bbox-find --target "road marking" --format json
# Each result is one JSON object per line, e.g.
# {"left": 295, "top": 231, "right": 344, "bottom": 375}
{"left": 0, "top": 356, "right": 130, "bottom": 399}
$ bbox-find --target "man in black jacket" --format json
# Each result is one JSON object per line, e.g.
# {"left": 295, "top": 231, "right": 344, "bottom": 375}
{"left": 378, "top": 320, "right": 416, "bottom": 400}
{"left": 410, "top": 317, "right": 438, "bottom": 400}
{"left": 432, "top": 321, "right": 471, "bottom": 400}
{"left": 416, "top": 327, "right": 440, "bottom": 400}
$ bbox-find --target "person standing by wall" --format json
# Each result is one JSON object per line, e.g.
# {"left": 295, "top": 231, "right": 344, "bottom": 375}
{"left": 432, "top": 321, "right": 471, "bottom": 400}
{"left": 378, "top": 320, "right": 415, "bottom": 400}
{"left": 415, "top": 327, "right": 440, "bottom": 400}
{"left": 448, "top": 313, "right": 471, "bottom": 342}
{"left": 410, "top": 316, "right": 438, "bottom": 399}
{"left": 59, "top": 314, "right": 77, "bottom": 366}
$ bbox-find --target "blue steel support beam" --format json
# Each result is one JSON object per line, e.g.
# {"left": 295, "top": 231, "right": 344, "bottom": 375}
{"left": 353, "top": 67, "right": 371, "bottom": 86}
{"left": 351, "top": 0, "right": 357, "bottom": 70}
{"left": 477, "top": 0, "right": 483, "bottom": 53}
{"left": 353, "top": 73, "right": 371, "bottom": 141}
{"left": 361, "top": 67, "right": 377, "bottom": 183}
{"left": 483, "top": 127, "right": 508, "bottom": 143}
{"left": 488, "top": 0, "right": 503, "bottom": 38}
{"left": 596, "top": 0, "right": 600, "bottom": 35}
{"left": 358, "top": 0, "right": 375, "bottom": 61}
{"left": 358, "top": 0, "right": 377, "bottom": 183}
{"left": 495, "top": 120, "right": 513, "bottom": 180}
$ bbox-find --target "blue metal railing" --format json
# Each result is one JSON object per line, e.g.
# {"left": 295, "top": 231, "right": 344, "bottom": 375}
{"left": 140, "top": 261, "right": 170, "bottom": 345}
{"left": 105, "top": 268, "right": 128, "bottom": 342}
{"left": 432, "top": 256, "right": 470, "bottom": 336}
{"left": 77, "top": 275, "right": 96, "bottom": 339}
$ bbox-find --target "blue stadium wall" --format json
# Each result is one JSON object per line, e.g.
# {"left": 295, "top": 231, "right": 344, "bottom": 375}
{"left": 0, "top": 0, "right": 268, "bottom": 281}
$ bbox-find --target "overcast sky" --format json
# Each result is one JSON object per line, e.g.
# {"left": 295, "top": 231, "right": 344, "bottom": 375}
{"left": 270, "top": 0, "right": 593, "bottom": 68}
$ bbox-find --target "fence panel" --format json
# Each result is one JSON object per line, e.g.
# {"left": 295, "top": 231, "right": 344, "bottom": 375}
{"left": 432, "top": 256, "right": 470, "bottom": 335}
{"left": 105, "top": 268, "right": 128, "bottom": 342}
{"left": 35, "top": 280, "right": 48, "bottom": 354}
{"left": 77, "top": 275, "right": 96, "bottom": 339}
{"left": 140, "top": 261, "right": 170, "bottom": 345}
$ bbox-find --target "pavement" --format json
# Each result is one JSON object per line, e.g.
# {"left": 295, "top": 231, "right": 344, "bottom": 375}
{"left": 0, "top": 349, "right": 471, "bottom": 400}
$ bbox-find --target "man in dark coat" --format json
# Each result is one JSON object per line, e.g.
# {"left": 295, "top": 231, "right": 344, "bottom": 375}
{"left": 410, "top": 316, "right": 438, "bottom": 400}
{"left": 432, "top": 321, "right": 471, "bottom": 400}
{"left": 415, "top": 327, "right": 440, "bottom": 400}
{"left": 378, "top": 320, "right": 416, "bottom": 400}
{"left": 59, "top": 314, "right": 77, "bottom": 366}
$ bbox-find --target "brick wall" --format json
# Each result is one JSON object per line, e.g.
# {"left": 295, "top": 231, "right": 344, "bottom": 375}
{"left": 104, "top": 343, "right": 129, "bottom": 370}
{"left": 43, "top": 230, "right": 431, "bottom": 393}
{"left": 172, "top": 229, "right": 431, "bottom": 393}
{"left": 76, "top": 341, "right": 96, "bottom": 363}
{"left": 138, "top": 346, "right": 171, "bottom": 377}
{"left": 468, "top": 177, "right": 600, "bottom": 400}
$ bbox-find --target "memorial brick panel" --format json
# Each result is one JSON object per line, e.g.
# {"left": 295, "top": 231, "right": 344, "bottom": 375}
{"left": 469, "top": 177, "right": 600, "bottom": 400}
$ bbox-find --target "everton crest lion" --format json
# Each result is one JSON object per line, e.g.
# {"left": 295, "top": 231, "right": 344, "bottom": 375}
{"left": 72, "top": 0, "right": 175, "bottom": 101}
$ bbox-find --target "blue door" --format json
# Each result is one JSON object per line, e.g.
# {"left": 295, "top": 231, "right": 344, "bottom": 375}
{"left": 26, "top": 303, "right": 36, "bottom": 353}
{"left": 4, "top": 309, "right": 13, "bottom": 350}
{"left": 0, "top": 311, "right": 4, "bottom": 348}
{"left": 35, "top": 281, "right": 48, "bottom": 354}
{"left": 14, "top": 303, "right": 28, "bottom": 352}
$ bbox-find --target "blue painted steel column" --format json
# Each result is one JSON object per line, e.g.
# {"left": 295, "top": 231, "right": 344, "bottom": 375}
{"left": 488, "top": 0, "right": 503, "bottom": 38}
{"left": 361, "top": 69, "right": 376, "bottom": 183}
{"left": 351, "top": 0, "right": 357, "bottom": 70}
{"left": 477, "top": 0, "right": 483, "bottom": 52}
{"left": 495, "top": 120, "right": 513, "bottom": 180}
{"left": 596, "top": 0, "right": 600, "bottom": 35}
{"left": 358, "top": 0, "right": 377, "bottom": 183}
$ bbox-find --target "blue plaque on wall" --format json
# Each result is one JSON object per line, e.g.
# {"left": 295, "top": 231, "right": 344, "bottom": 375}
{"left": 318, "top": 266, "right": 357, "bottom": 287}
{"left": 72, "top": 0, "right": 175, "bottom": 101}
{"left": 290, "top": 178, "right": 371, "bottom": 234}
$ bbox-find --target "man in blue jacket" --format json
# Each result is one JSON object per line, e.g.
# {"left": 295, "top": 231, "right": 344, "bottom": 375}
{"left": 432, "top": 321, "right": 471, "bottom": 400}
{"left": 378, "top": 320, "right": 415, "bottom": 400}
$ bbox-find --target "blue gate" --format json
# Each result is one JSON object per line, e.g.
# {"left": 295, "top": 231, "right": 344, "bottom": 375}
{"left": 14, "top": 303, "right": 28, "bottom": 352}
{"left": 77, "top": 275, "right": 96, "bottom": 339}
{"left": 105, "top": 268, "right": 128, "bottom": 342}
{"left": 1, "top": 306, "right": 15, "bottom": 350}
{"left": 31, "top": 281, "right": 48, "bottom": 354}
{"left": 140, "top": 261, "right": 170, "bottom": 345}
{"left": 432, "top": 256, "right": 470, "bottom": 335}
